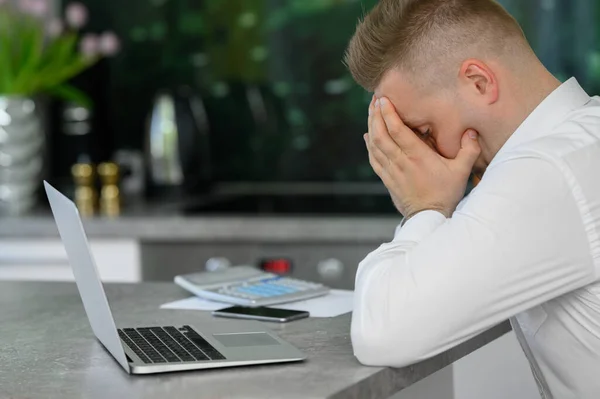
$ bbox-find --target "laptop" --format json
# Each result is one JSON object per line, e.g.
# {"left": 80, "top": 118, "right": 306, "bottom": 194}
{"left": 44, "top": 181, "right": 306, "bottom": 374}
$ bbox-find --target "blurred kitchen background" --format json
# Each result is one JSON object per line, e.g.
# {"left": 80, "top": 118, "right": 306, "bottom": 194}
{"left": 1, "top": 1, "right": 594, "bottom": 397}
{"left": 1, "top": 0, "right": 599, "bottom": 282}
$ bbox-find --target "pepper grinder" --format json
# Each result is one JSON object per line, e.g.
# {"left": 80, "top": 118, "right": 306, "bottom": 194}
{"left": 98, "top": 162, "right": 121, "bottom": 217}
{"left": 71, "top": 163, "right": 97, "bottom": 217}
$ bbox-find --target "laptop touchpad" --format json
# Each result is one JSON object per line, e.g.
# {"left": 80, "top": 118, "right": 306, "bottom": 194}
{"left": 213, "top": 332, "right": 280, "bottom": 347}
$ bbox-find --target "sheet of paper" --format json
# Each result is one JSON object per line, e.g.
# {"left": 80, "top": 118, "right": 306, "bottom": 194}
{"left": 160, "top": 289, "right": 354, "bottom": 318}
{"left": 270, "top": 290, "right": 354, "bottom": 318}
{"left": 160, "top": 296, "right": 229, "bottom": 311}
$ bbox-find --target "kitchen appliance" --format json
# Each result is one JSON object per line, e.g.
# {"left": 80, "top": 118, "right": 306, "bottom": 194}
{"left": 141, "top": 184, "right": 399, "bottom": 288}
{"left": 181, "top": 192, "right": 398, "bottom": 215}
{"left": 178, "top": 182, "right": 399, "bottom": 216}
{"left": 144, "top": 87, "right": 212, "bottom": 198}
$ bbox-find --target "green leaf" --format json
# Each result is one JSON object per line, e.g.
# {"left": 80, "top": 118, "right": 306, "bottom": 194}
{"left": 11, "top": 16, "right": 45, "bottom": 93}
{"left": 47, "top": 83, "right": 92, "bottom": 109}
{"left": 10, "top": 13, "right": 36, "bottom": 91}
{"left": 31, "top": 34, "right": 80, "bottom": 87}
{"left": 37, "top": 55, "right": 96, "bottom": 91}
{"left": 0, "top": 10, "right": 98, "bottom": 97}
{"left": 27, "top": 36, "right": 95, "bottom": 94}
{"left": 0, "top": 9, "right": 13, "bottom": 93}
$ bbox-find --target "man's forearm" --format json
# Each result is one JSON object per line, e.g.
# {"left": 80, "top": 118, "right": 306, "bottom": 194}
{"left": 352, "top": 210, "right": 449, "bottom": 366}
{"left": 351, "top": 157, "right": 596, "bottom": 368}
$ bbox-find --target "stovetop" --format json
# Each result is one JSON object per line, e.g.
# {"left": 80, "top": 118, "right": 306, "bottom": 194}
{"left": 181, "top": 193, "right": 398, "bottom": 216}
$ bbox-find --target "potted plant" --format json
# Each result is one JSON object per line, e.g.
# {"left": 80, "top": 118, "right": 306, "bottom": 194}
{"left": 0, "top": 0, "right": 119, "bottom": 215}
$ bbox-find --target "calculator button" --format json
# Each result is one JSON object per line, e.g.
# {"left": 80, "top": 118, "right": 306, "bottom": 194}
{"left": 260, "top": 284, "right": 285, "bottom": 293}
{"left": 258, "top": 291, "right": 277, "bottom": 298}
{"left": 226, "top": 289, "right": 248, "bottom": 298}
{"left": 254, "top": 284, "right": 278, "bottom": 291}
{"left": 280, "top": 283, "right": 301, "bottom": 290}
{"left": 256, "top": 289, "right": 277, "bottom": 297}
{"left": 286, "top": 284, "right": 308, "bottom": 291}
{"left": 265, "top": 288, "right": 283, "bottom": 296}
{"left": 260, "top": 277, "right": 281, "bottom": 283}
{"left": 242, "top": 287, "right": 272, "bottom": 297}
{"left": 236, "top": 287, "right": 254, "bottom": 295}
{"left": 273, "top": 285, "right": 295, "bottom": 294}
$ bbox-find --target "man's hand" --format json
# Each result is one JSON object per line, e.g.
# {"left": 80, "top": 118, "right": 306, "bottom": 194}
{"left": 365, "top": 96, "right": 481, "bottom": 218}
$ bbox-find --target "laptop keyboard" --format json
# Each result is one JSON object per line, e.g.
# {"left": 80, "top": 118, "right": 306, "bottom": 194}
{"left": 118, "top": 325, "right": 226, "bottom": 364}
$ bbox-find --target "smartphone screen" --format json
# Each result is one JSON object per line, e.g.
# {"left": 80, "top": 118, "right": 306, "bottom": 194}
{"left": 212, "top": 306, "right": 309, "bottom": 322}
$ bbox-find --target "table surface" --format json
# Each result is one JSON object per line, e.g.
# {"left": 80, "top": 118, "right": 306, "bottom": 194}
{"left": 0, "top": 281, "right": 510, "bottom": 399}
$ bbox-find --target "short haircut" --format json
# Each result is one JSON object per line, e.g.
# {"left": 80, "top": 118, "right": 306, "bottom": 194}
{"left": 344, "top": 0, "right": 530, "bottom": 91}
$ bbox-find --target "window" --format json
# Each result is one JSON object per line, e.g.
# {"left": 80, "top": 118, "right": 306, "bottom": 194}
{"left": 73, "top": 0, "right": 599, "bottom": 182}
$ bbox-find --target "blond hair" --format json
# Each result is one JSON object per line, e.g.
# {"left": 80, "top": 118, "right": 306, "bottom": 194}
{"left": 344, "top": 0, "right": 531, "bottom": 91}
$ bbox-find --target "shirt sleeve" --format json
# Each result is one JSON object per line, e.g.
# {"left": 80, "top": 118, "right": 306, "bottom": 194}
{"left": 351, "top": 156, "right": 597, "bottom": 367}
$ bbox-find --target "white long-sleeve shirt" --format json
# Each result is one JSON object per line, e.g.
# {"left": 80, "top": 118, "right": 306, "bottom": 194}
{"left": 351, "top": 77, "right": 600, "bottom": 399}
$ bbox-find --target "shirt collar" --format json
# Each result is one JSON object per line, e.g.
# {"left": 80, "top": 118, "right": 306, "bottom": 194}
{"left": 493, "top": 77, "right": 592, "bottom": 161}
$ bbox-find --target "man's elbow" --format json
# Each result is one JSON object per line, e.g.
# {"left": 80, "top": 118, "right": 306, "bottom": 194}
{"left": 350, "top": 257, "right": 442, "bottom": 367}
{"left": 351, "top": 328, "right": 395, "bottom": 367}
{"left": 351, "top": 323, "right": 434, "bottom": 368}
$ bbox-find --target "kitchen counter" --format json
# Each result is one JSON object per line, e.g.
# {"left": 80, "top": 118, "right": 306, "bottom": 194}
{"left": 0, "top": 183, "right": 403, "bottom": 242}
{"left": 0, "top": 281, "right": 511, "bottom": 399}
{"left": 0, "top": 213, "right": 400, "bottom": 242}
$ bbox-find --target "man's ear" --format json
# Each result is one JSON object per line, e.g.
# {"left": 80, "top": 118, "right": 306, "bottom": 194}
{"left": 459, "top": 59, "right": 499, "bottom": 105}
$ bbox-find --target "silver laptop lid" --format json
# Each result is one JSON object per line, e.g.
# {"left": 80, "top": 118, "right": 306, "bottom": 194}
{"left": 44, "top": 181, "right": 129, "bottom": 372}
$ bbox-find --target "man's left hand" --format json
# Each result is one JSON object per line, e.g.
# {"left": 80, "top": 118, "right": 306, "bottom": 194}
{"left": 365, "top": 96, "right": 481, "bottom": 219}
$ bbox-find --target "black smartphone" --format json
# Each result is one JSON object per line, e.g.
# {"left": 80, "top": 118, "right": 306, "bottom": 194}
{"left": 212, "top": 306, "right": 309, "bottom": 323}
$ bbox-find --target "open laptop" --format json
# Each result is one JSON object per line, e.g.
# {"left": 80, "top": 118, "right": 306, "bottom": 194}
{"left": 44, "top": 181, "right": 306, "bottom": 374}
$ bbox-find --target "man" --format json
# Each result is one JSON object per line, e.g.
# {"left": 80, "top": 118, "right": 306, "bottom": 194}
{"left": 344, "top": 0, "right": 600, "bottom": 398}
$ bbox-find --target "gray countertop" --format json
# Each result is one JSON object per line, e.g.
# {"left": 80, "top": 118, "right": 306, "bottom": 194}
{"left": 0, "top": 183, "right": 403, "bottom": 242}
{"left": 0, "top": 281, "right": 511, "bottom": 399}
{"left": 0, "top": 213, "right": 400, "bottom": 242}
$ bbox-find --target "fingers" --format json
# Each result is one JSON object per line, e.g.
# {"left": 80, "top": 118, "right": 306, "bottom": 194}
{"left": 378, "top": 97, "right": 427, "bottom": 154}
{"left": 453, "top": 129, "right": 481, "bottom": 175}
{"left": 369, "top": 95, "right": 376, "bottom": 116}
{"left": 423, "top": 135, "right": 438, "bottom": 152}
{"left": 365, "top": 134, "right": 403, "bottom": 196}
{"left": 364, "top": 133, "right": 385, "bottom": 177}
{"left": 370, "top": 101, "right": 404, "bottom": 160}
{"left": 368, "top": 95, "right": 376, "bottom": 137}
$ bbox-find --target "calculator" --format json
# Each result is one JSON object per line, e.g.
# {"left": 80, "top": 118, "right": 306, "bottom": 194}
{"left": 174, "top": 266, "right": 330, "bottom": 307}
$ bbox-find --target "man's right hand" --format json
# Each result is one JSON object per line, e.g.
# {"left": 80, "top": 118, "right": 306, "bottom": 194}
{"left": 365, "top": 96, "right": 480, "bottom": 219}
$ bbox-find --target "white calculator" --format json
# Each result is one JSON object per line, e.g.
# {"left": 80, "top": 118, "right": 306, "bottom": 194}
{"left": 174, "top": 266, "right": 330, "bottom": 307}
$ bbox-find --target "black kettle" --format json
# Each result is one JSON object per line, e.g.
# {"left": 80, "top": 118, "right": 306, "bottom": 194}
{"left": 144, "top": 86, "right": 212, "bottom": 198}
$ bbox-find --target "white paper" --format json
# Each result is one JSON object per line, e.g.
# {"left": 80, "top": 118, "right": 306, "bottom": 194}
{"left": 160, "top": 289, "right": 354, "bottom": 318}
{"left": 160, "top": 296, "right": 230, "bottom": 311}
{"left": 269, "top": 290, "right": 354, "bottom": 318}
